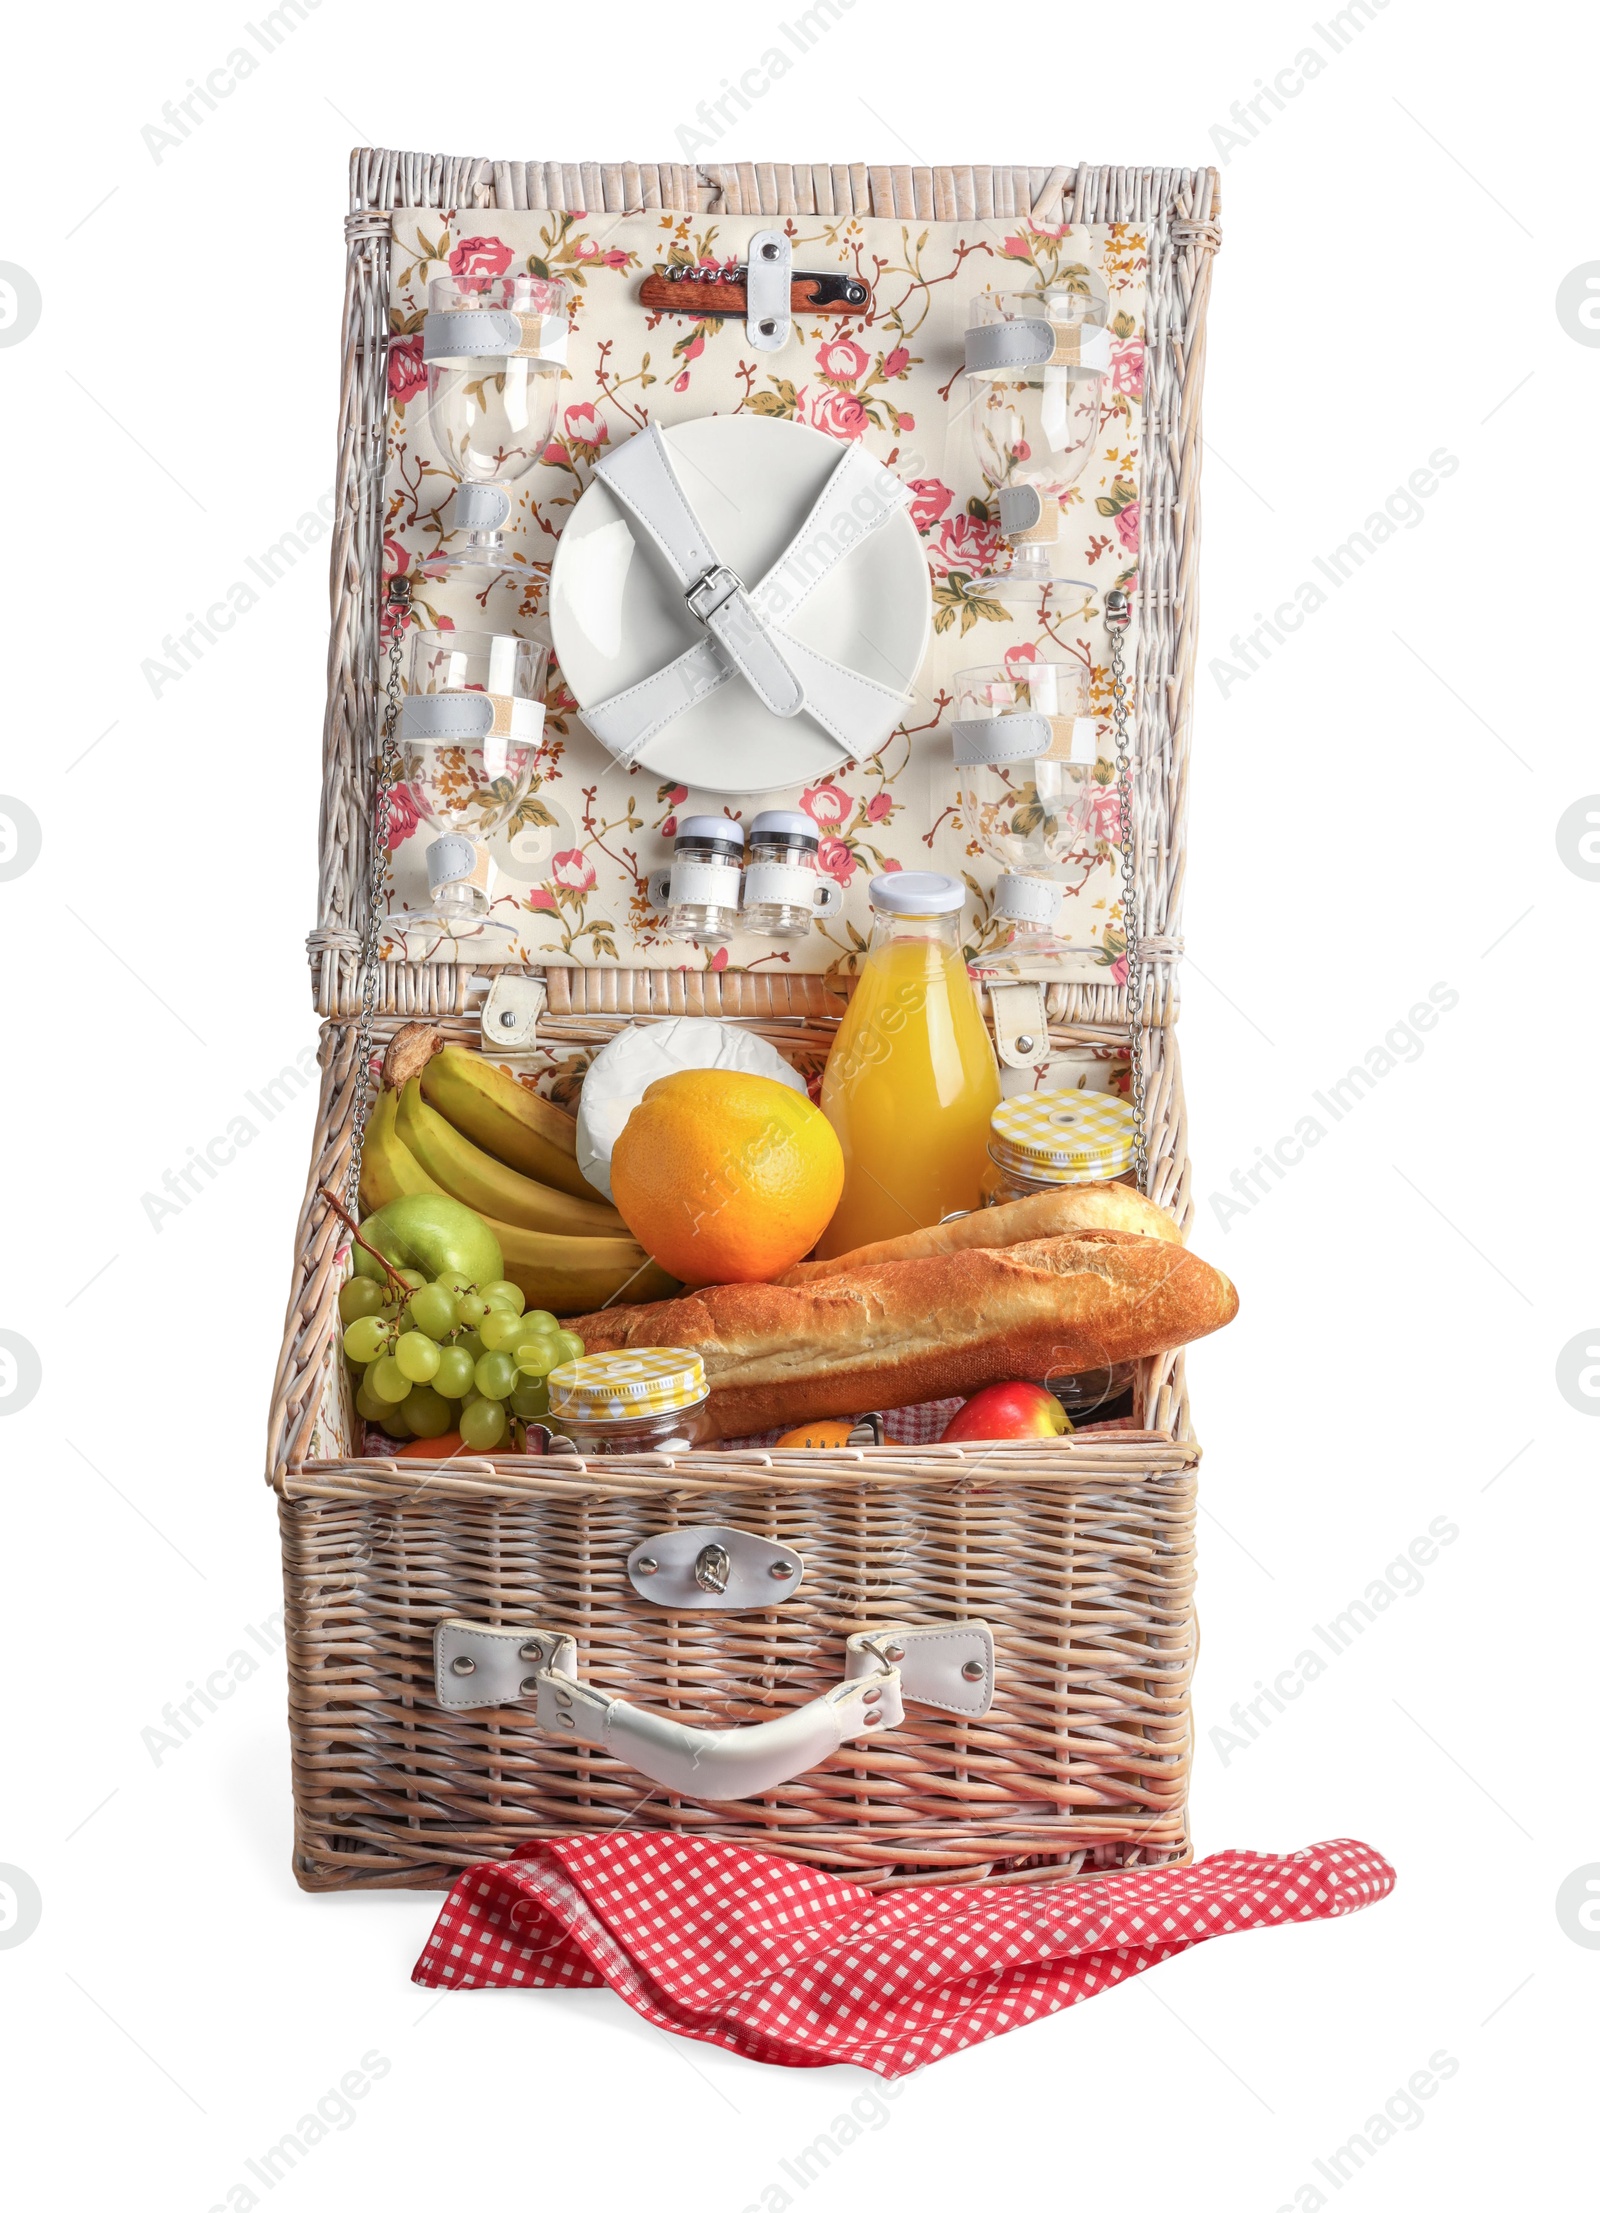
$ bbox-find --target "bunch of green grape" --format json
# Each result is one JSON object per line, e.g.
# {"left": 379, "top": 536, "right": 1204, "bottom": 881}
{"left": 338, "top": 1268, "right": 584, "bottom": 1453}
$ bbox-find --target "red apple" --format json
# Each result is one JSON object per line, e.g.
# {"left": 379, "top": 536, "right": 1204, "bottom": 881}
{"left": 939, "top": 1382, "right": 1072, "bottom": 1443}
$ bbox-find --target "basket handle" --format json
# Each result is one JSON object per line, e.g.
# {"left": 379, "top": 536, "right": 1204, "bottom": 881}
{"left": 433, "top": 1618, "right": 994, "bottom": 1803}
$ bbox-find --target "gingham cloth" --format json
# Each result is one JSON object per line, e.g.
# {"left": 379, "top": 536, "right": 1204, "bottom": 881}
{"left": 412, "top": 1833, "right": 1395, "bottom": 2074}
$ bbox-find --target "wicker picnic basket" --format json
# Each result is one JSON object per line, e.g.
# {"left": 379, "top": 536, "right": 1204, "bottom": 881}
{"left": 269, "top": 154, "right": 1222, "bottom": 1892}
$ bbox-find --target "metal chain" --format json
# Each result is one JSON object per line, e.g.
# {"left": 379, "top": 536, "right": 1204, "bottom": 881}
{"left": 343, "top": 572, "right": 411, "bottom": 1214}
{"left": 1105, "top": 586, "right": 1148, "bottom": 1194}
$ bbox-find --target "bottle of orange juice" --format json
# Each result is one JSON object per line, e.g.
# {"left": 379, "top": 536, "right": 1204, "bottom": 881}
{"left": 816, "top": 872, "right": 1001, "bottom": 1258}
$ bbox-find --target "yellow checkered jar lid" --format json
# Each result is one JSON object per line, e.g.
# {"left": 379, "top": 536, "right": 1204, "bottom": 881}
{"left": 546, "top": 1347, "right": 708, "bottom": 1422}
{"left": 988, "top": 1090, "right": 1135, "bottom": 1183}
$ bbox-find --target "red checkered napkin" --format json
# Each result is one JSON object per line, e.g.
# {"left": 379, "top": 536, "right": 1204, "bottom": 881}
{"left": 413, "top": 1833, "right": 1394, "bottom": 2075}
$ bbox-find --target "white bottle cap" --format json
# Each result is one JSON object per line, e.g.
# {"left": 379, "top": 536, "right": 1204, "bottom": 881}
{"left": 867, "top": 870, "right": 966, "bottom": 915}
{"left": 749, "top": 809, "right": 818, "bottom": 847}
{"left": 675, "top": 815, "right": 745, "bottom": 847}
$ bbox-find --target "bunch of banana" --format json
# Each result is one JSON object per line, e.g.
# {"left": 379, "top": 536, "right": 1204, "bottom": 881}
{"left": 360, "top": 1039, "right": 677, "bottom": 1315}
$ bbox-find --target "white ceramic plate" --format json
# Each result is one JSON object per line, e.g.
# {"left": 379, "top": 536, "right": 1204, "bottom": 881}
{"left": 549, "top": 415, "right": 931, "bottom": 795}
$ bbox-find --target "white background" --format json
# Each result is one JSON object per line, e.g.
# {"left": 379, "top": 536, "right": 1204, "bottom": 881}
{"left": 2, "top": 2, "right": 1594, "bottom": 2206}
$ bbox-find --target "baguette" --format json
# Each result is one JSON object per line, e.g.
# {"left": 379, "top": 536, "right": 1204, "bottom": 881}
{"left": 779, "top": 1183, "right": 1183, "bottom": 1284}
{"left": 570, "top": 1229, "right": 1237, "bottom": 1440}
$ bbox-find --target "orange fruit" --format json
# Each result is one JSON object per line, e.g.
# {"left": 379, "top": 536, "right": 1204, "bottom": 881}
{"left": 611, "top": 1068, "right": 845, "bottom": 1285}
{"left": 775, "top": 1419, "right": 858, "bottom": 1449}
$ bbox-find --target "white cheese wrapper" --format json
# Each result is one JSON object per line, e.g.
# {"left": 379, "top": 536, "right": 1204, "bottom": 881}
{"left": 575, "top": 1017, "right": 809, "bottom": 1199}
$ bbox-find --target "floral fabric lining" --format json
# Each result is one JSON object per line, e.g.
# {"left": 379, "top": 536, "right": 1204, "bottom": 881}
{"left": 382, "top": 208, "right": 1147, "bottom": 974}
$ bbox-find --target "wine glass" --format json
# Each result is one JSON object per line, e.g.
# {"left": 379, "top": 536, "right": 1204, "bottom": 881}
{"left": 387, "top": 627, "right": 549, "bottom": 948}
{"left": 421, "top": 273, "right": 570, "bottom": 577}
{"left": 964, "top": 278, "right": 1110, "bottom": 597}
{"left": 953, "top": 636, "right": 1103, "bottom": 968}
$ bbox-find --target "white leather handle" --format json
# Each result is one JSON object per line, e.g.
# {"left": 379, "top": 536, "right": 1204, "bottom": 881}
{"left": 434, "top": 1618, "right": 994, "bottom": 1803}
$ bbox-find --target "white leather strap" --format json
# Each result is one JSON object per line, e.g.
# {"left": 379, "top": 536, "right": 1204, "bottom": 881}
{"left": 772, "top": 633, "right": 914, "bottom": 758}
{"left": 749, "top": 443, "right": 912, "bottom": 626}
{"left": 952, "top": 710, "right": 1096, "bottom": 767}
{"left": 966, "top": 317, "right": 1111, "bottom": 376}
{"left": 422, "top": 308, "right": 568, "bottom": 364}
{"left": 433, "top": 1617, "right": 994, "bottom": 1803}
{"left": 452, "top": 482, "right": 513, "bottom": 531}
{"left": 997, "top": 483, "right": 1059, "bottom": 542}
{"left": 578, "top": 637, "right": 732, "bottom": 765}
{"left": 987, "top": 976, "right": 1051, "bottom": 1062}
{"left": 580, "top": 427, "right": 914, "bottom": 768}
{"left": 742, "top": 857, "right": 845, "bottom": 916}
{"left": 594, "top": 426, "right": 805, "bottom": 718}
{"left": 426, "top": 834, "right": 489, "bottom": 896}
{"left": 400, "top": 692, "right": 545, "bottom": 744}
{"left": 746, "top": 229, "right": 792, "bottom": 352}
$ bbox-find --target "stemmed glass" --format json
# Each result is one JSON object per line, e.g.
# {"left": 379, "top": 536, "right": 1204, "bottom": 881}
{"left": 386, "top": 627, "right": 549, "bottom": 949}
{"left": 420, "top": 273, "right": 570, "bottom": 577}
{"left": 964, "top": 278, "right": 1110, "bottom": 597}
{"left": 952, "top": 634, "right": 1103, "bottom": 969}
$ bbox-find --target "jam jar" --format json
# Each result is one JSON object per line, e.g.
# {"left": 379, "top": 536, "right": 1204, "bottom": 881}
{"left": 545, "top": 1348, "right": 712, "bottom": 1454}
{"left": 981, "top": 1090, "right": 1139, "bottom": 1420}
{"left": 981, "top": 1089, "right": 1137, "bottom": 1202}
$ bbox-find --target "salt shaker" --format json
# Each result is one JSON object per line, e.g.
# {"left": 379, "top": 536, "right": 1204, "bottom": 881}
{"left": 740, "top": 810, "right": 844, "bottom": 939}
{"left": 649, "top": 815, "right": 746, "bottom": 942}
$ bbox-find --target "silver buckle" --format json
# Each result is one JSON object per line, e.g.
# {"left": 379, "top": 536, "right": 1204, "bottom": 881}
{"left": 686, "top": 563, "right": 743, "bottom": 623}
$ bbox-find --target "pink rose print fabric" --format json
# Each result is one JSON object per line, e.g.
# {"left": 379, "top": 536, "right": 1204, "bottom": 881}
{"left": 380, "top": 206, "right": 1147, "bottom": 972}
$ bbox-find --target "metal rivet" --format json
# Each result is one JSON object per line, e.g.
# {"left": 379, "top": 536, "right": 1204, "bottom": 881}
{"left": 884, "top": 1644, "right": 904, "bottom": 1663}
{"left": 635, "top": 1556, "right": 658, "bottom": 1576}
{"left": 500, "top": 1009, "right": 517, "bottom": 1028}
{"left": 962, "top": 1659, "right": 986, "bottom": 1681}
{"left": 759, "top": 318, "right": 777, "bottom": 336}
{"left": 450, "top": 1655, "right": 476, "bottom": 1676}
{"left": 1015, "top": 1035, "right": 1034, "bottom": 1054}
{"left": 760, "top": 240, "right": 779, "bottom": 259}
{"left": 863, "top": 1685, "right": 882, "bottom": 1704}
{"left": 557, "top": 1713, "right": 575, "bottom": 1727}
{"left": 520, "top": 1675, "right": 540, "bottom": 1695}
{"left": 519, "top": 1642, "right": 542, "bottom": 1662}
{"left": 554, "top": 1688, "right": 573, "bottom": 1707}
{"left": 864, "top": 1712, "right": 882, "bottom": 1727}
{"left": 769, "top": 1560, "right": 794, "bottom": 1579}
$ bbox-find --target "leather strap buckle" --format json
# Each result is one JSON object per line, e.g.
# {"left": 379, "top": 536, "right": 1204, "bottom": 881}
{"left": 685, "top": 563, "right": 744, "bottom": 623}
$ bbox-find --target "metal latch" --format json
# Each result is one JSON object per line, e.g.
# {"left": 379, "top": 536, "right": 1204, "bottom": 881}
{"left": 627, "top": 1524, "right": 805, "bottom": 1609}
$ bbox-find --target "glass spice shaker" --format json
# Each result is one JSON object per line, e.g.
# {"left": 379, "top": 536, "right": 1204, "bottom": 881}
{"left": 740, "top": 810, "right": 843, "bottom": 939}
{"left": 653, "top": 815, "right": 746, "bottom": 943}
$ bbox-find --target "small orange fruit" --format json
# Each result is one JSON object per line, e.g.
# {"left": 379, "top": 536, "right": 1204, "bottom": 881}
{"left": 611, "top": 1068, "right": 845, "bottom": 1285}
{"left": 775, "top": 1419, "right": 858, "bottom": 1449}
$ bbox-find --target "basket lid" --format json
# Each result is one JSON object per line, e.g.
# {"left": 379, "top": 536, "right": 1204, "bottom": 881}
{"left": 547, "top": 1347, "right": 708, "bottom": 1421}
{"left": 988, "top": 1091, "right": 1134, "bottom": 1183}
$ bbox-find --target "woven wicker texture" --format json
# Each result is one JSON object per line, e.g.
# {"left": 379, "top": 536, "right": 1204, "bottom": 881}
{"left": 272, "top": 998, "right": 1199, "bottom": 1892}
{"left": 275, "top": 155, "right": 1219, "bottom": 1894}
{"left": 280, "top": 1450, "right": 1196, "bottom": 1892}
